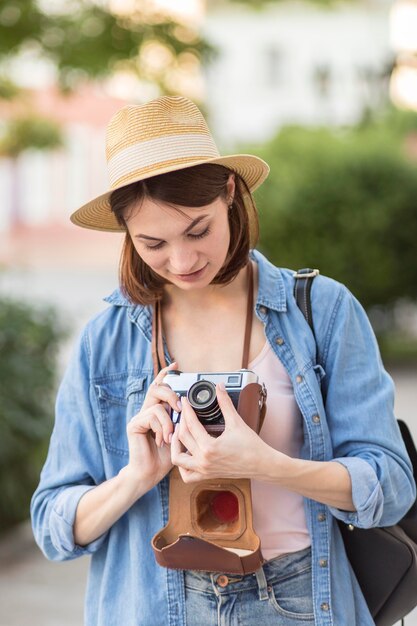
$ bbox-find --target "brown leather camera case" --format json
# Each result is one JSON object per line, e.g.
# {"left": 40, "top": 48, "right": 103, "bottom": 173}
{"left": 151, "top": 382, "right": 266, "bottom": 574}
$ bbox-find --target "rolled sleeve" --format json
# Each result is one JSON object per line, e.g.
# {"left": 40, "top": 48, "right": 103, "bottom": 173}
{"left": 49, "top": 485, "right": 107, "bottom": 556}
{"left": 315, "top": 282, "right": 416, "bottom": 528}
{"left": 31, "top": 328, "right": 108, "bottom": 561}
{"left": 328, "top": 458, "right": 383, "bottom": 527}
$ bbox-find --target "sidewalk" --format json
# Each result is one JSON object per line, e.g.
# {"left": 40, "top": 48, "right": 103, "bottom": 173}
{"left": 0, "top": 523, "right": 87, "bottom": 626}
{"left": 0, "top": 367, "right": 416, "bottom": 626}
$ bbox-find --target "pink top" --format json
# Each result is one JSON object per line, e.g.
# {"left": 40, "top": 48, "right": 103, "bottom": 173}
{"left": 249, "top": 340, "right": 311, "bottom": 561}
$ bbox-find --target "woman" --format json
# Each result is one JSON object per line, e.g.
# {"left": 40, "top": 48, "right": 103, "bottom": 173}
{"left": 31, "top": 96, "right": 415, "bottom": 626}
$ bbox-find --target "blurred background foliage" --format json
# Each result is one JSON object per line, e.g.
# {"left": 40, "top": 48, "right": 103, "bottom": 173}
{"left": 0, "top": 0, "right": 214, "bottom": 158}
{"left": 250, "top": 106, "right": 417, "bottom": 360}
{"left": 0, "top": 115, "right": 63, "bottom": 157}
{"left": 0, "top": 300, "right": 65, "bottom": 533}
{"left": 0, "top": 0, "right": 214, "bottom": 92}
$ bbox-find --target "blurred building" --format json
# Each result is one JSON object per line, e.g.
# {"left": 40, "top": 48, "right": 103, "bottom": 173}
{"left": 0, "top": 81, "right": 125, "bottom": 276}
{"left": 0, "top": 84, "right": 125, "bottom": 253}
{"left": 0, "top": 86, "right": 125, "bottom": 341}
{"left": 203, "top": 0, "right": 393, "bottom": 146}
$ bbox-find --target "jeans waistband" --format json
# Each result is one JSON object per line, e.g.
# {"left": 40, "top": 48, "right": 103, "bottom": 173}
{"left": 183, "top": 546, "right": 312, "bottom": 598}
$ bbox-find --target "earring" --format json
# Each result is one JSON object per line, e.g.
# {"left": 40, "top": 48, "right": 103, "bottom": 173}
{"left": 228, "top": 197, "right": 234, "bottom": 210}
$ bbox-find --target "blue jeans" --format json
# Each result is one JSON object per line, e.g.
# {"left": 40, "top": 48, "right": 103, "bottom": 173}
{"left": 184, "top": 546, "right": 314, "bottom": 626}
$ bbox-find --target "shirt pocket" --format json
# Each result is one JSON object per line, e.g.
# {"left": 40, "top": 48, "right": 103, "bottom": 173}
{"left": 94, "top": 374, "right": 149, "bottom": 457}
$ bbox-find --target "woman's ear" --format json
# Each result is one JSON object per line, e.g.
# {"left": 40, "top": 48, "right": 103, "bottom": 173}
{"left": 226, "top": 173, "right": 236, "bottom": 203}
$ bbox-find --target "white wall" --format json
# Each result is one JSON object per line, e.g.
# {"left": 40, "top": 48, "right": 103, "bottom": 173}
{"left": 203, "top": 1, "right": 392, "bottom": 147}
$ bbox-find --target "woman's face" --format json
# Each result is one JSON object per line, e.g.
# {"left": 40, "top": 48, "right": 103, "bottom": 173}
{"left": 125, "top": 188, "right": 233, "bottom": 292}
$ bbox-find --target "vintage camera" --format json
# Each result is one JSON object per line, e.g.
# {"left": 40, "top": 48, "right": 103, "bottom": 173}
{"left": 163, "top": 369, "right": 264, "bottom": 436}
{"left": 152, "top": 368, "right": 267, "bottom": 573}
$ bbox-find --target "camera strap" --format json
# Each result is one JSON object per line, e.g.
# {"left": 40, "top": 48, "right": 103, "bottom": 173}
{"left": 151, "top": 297, "right": 166, "bottom": 376}
{"left": 151, "top": 261, "right": 255, "bottom": 377}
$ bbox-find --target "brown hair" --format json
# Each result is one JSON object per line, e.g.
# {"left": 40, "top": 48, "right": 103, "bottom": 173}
{"left": 110, "top": 163, "right": 259, "bottom": 305}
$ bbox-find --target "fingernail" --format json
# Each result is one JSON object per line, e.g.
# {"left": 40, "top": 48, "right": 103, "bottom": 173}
{"left": 218, "top": 382, "right": 226, "bottom": 391}
{"left": 168, "top": 433, "right": 173, "bottom": 444}
{"left": 177, "top": 400, "right": 182, "bottom": 411}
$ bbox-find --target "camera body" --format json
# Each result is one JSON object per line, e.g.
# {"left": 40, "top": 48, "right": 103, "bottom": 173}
{"left": 163, "top": 369, "right": 259, "bottom": 434}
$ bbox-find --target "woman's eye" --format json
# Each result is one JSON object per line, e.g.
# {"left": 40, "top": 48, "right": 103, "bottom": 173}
{"left": 145, "top": 241, "right": 165, "bottom": 251}
{"left": 144, "top": 226, "right": 210, "bottom": 250}
{"left": 188, "top": 227, "right": 210, "bottom": 240}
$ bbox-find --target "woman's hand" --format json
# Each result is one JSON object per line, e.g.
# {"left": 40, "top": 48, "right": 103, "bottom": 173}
{"left": 73, "top": 364, "right": 181, "bottom": 547}
{"left": 124, "top": 362, "right": 181, "bottom": 489}
{"left": 170, "top": 382, "right": 272, "bottom": 483}
{"left": 170, "top": 384, "right": 355, "bottom": 511}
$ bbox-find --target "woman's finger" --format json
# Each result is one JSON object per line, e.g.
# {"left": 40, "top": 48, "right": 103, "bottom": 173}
{"left": 148, "top": 384, "right": 183, "bottom": 413}
{"left": 215, "top": 383, "right": 241, "bottom": 426}
{"left": 177, "top": 466, "right": 204, "bottom": 483}
{"left": 142, "top": 363, "right": 181, "bottom": 411}
{"left": 129, "top": 404, "right": 173, "bottom": 444}
{"left": 154, "top": 361, "right": 178, "bottom": 384}
{"left": 181, "top": 396, "right": 210, "bottom": 444}
{"left": 171, "top": 425, "right": 195, "bottom": 469}
{"left": 149, "top": 415, "right": 164, "bottom": 447}
{"left": 152, "top": 403, "right": 175, "bottom": 443}
{"left": 177, "top": 411, "right": 200, "bottom": 456}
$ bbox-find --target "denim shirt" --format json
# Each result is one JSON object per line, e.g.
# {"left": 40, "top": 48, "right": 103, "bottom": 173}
{"left": 31, "top": 250, "right": 416, "bottom": 626}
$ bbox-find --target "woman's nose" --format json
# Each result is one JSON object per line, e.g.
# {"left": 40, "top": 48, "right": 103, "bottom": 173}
{"left": 169, "top": 247, "right": 198, "bottom": 274}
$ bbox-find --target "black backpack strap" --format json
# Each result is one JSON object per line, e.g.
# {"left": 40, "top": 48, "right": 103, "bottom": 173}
{"left": 293, "top": 268, "right": 320, "bottom": 338}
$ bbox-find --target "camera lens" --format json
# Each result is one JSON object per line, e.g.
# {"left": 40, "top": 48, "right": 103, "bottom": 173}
{"left": 195, "top": 387, "right": 211, "bottom": 404}
{"left": 188, "top": 380, "right": 223, "bottom": 424}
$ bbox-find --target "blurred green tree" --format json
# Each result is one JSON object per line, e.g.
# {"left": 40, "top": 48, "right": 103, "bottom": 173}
{"left": 0, "top": 299, "right": 65, "bottom": 533}
{"left": 250, "top": 109, "right": 417, "bottom": 312}
{"left": 0, "top": 0, "right": 213, "bottom": 93}
{"left": 0, "top": 0, "right": 214, "bottom": 222}
{"left": 0, "top": 115, "right": 63, "bottom": 225}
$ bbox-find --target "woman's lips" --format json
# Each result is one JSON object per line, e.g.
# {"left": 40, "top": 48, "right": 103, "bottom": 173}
{"left": 175, "top": 265, "right": 208, "bottom": 282}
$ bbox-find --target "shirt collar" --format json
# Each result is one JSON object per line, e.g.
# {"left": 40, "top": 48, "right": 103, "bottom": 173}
{"left": 251, "top": 249, "right": 287, "bottom": 313}
{"left": 103, "top": 289, "right": 131, "bottom": 306}
{"left": 103, "top": 288, "right": 152, "bottom": 337}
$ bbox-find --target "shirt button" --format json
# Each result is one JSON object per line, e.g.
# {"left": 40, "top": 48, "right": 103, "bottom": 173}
{"left": 319, "top": 559, "right": 328, "bottom": 568}
{"left": 295, "top": 375, "right": 303, "bottom": 383}
{"left": 259, "top": 306, "right": 267, "bottom": 315}
{"left": 321, "top": 602, "right": 330, "bottom": 611}
{"left": 312, "top": 414, "right": 321, "bottom": 423}
{"left": 275, "top": 337, "right": 284, "bottom": 346}
{"left": 216, "top": 575, "right": 229, "bottom": 587}
{"left": 318, "top": 513, "right": 326, "bottom": 522}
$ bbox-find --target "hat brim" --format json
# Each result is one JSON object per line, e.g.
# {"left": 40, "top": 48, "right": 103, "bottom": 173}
{"left": 70, "top": 154, "right": 270, "bottom": 232}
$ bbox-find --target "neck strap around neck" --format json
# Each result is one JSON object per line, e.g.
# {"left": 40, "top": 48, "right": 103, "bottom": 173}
{"left": 151, "top": 261, "right": 254, "bottom": 377}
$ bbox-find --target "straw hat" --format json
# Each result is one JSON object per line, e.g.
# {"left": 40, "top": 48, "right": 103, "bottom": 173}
{"left": 70, "top": 95, "right": 270, "bottom": 232}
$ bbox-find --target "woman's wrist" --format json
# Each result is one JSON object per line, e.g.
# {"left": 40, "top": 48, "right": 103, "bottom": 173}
{"left": 251, "top": 442, "right": 296, "bottom": 483}
{"left": 255, "top": 451, "right": 355, "bottom": 511}
{"left": 118, "top": 464, "right": 158, "bottom": 501}
{"left": 74, "top": 467, "right": 156, "bottom": 547}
